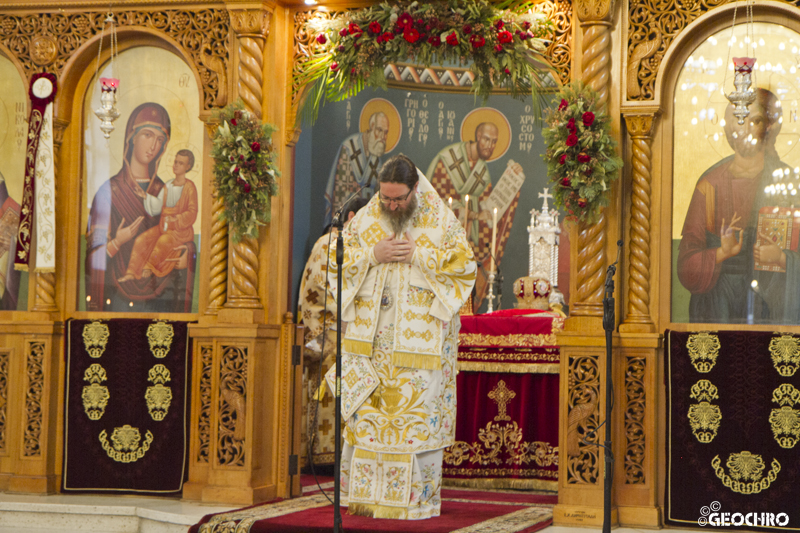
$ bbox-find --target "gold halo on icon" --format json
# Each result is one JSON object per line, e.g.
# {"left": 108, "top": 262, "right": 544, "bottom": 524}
{"left": 359, "top": 98, "right": 402, "bottom": 154}
{"left": 460, "top": 107, "right": 511, "bottom": 162}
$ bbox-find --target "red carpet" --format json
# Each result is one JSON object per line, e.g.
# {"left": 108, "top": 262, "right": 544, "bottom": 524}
{"left": 190, "top": 475, "right": 555, "bottom": 533}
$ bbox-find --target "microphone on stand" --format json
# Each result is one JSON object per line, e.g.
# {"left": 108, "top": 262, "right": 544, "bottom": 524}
{"left": 332, "top": 186, "right": 366, "bottom": 227}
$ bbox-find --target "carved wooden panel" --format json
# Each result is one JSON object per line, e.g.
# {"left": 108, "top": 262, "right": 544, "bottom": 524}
{"left": 0, "top": 349, "right": 8, "bottom": 454}
{"left": 624, "top": 355, "right": 646, "bottom": 484}
{"left": 567, "top": 354, "right": 600, "bottom": 484}
{"left": 217, "top": 344, "right": 247, "bottom": 467}
{"left": 24, "top": 341, "right": 45, "bottom": 457}
{"left": 197, "top": 343, "right": 213, "bottom": 464}
{"left": 0, "top": 9, "right": 229, "bottom": 109}
{"left": 627, "top": 0, "right": 799, "bottom": 101}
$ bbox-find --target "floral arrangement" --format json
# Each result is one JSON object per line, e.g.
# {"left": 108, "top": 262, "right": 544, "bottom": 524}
{"left": 299, "top": 0, "right": 553, "bottom": 122}
{"left": 542, "top": 82, "right": 622, "bottom": 223}
{"left": 211, "top": 100, "right": 280, "bottom": 242}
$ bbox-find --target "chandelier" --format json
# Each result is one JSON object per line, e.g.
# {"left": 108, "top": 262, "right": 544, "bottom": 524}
{"left": 93, "top": 12, "right": 120, "bottom": 139}
{"left": 724, "top": 0, "right": 757, "bottom": 125}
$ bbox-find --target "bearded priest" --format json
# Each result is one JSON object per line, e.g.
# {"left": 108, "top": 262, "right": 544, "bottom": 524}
{"left": 331, "top": 154, "right": 476, "bottom": 519}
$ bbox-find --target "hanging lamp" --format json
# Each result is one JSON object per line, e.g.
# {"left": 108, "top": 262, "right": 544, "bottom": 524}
{"left": 93, "top": 12, "right": 120, "bottom": 138}
{"left": 724, "top": 0, "right": 757, "bottom": 125}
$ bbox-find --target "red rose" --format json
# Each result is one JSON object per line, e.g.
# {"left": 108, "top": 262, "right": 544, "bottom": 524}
{"left": 316, "top": 34, "right": 327, "bottom": 45}
{"left": 470, "top": 34, "right": 486, "bottom": 48}
{"left": 229, "top": 156, "right": 234, "bottom": 162}
{"left": 428, "top": 35, "right": 442, "bottom": 46}
{"left": 231, "top": 119, "right": 237, "bottom": 126}
{"left": 351, "top": 67, "right": 356, "bottom": 74}
{"left": 243, "top": 182, "right": 251, "bottom": 193}
{"left": 558, "top": 98, "right": 568, "bottom": 110}
{"left": 520, "top": 31, "right": 531, "bottom": 40}
{"left": 397, "top": 12, "right": 413, "bottom": 30}
{"left": 339, "top": 28, "right": 349, "bottom": 37}
{"left": 566, "top": 133, "right": 578, "bottom": 147}
{"left": 523, "top": 21, "right": 532, "bottom": 30}
{"left": 559, "top": 154, "right": 568, "bottom": 165}
{"left": 504, "top": 67, "right": 511, "bottom": 74}
{"left": 233, "top": 166, "right": 240, "bottom": 174}
{"left": 369, "top": 21, "right": 381, "bottom": 34}
{"left": 462, "top": 24, "right": 472, "bottom": 34}
{"left": 584, "top": 168, "right": 594, "bottom": 176}
{"left": 567, "top": 117, "right": 576, "bottom": 132}
{"left": 348, "top": 22, "right": 362, "bottom": 35}
{"left": 495, "top": 20, "right": 505, "bottom": 30}
{"left": 382, "top": 31, "right": 395, "bottom": 42}
{"left": 446, "top": 32, "right": 458, "bottom": 46}
{"left": 331, "top": 62, "right": 339, "bottom": 71}
{"left": 561, "top": 177, "right": 570, "bottom": 186}
{"left": 239, "top": 155, "right": 244, "bottom": 160}
{"left": 251, "top": 142, "right": 261, "bottom": 153}
{"left": 403, "top": 28, "right": 420, "bottom": 44}
{"left": 337, "top": 45, "right": 345, "bottom": 52}
{"left": 577, "top": 153, "right": 590, "bottom": 163}
{"left": 498, "top": 30, "right": 513, "bottom": 44}
{"left": 582, "top": 111, "right": 596, "bottom": 127}
{"left": 578, "top": 198, "right": 587, "bottom": 208}
{"left": 415, "top": 18, "right": 424, "bottom": 26}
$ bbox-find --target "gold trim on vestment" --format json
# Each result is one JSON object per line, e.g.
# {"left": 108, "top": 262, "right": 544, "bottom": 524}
{"left": 354, "top": 448, "right": 378, "bottom": 460}
{"left": 392, "top": 351, "right": 442, "bottom": 370}
{"left": 343, "top": 338, "right": 373, "bottom": 357}
{"left": 348, "top": 502, "right": 409, "bottom": 519}
{"left": 442, "top": 476, "right": 558, "bottom": 492}
{"left": 457, "top": 362, "right": 560, "bottom": 374}
{"left": 459, "top": 333, "right": 558, "bottom": 347}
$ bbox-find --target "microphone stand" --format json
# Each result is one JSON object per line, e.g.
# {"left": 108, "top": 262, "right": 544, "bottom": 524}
{"left": 333, "top": 209, "right": 344, "bottom": 533}
{"left": 602, "top": 241, "right": 622, "bottom": 533}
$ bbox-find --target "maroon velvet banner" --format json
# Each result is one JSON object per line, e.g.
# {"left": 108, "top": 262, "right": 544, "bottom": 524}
{"left": 443, "top": 312, "right": 562, "bottom": 490}
{"left": 666, "top": 330, "right": 800, "bottom": 531}
{"left": 62, "top": 319, "right": 191, "bottom": 494}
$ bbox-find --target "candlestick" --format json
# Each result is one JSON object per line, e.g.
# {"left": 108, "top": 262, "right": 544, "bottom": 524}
{"left": 491, "top": 207, "right": 498, "bottom": 272}
{"left": 463, "top": 194, "right": 470, "bottom": 229}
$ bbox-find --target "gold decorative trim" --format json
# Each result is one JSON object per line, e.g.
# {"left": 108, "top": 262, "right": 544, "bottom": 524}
{"left": 343, "top": 338, "right": 372, "bottom": 357}
{"left": 82, "top": 363, "right": 109, "bottom": 420}
{"left": 567, "top": 355, "right": 599, "bottom": 484}
{"left": 392, "top": 351, "right": 441, "bottom": 371}
{"left": 769, "top": 334, "right": 800, "bottom": 377}
{"left": 218, "top": 345, "right": 247, "bottom": 467}
{"left": 457, "top": 362, "right": 559, "bottom": 374}
{"left": 624, "top": 356, "right": 646, "bottom": 484}
{"left": 687, "top": 332, "right": 720, "bottom": 373}
{"left": 0, "top": 349, "right": 8, "bottom": 453}
{"left": 145, "top": 365, "right": 173, "bottom": 421}
{"left": 443, "top": 467, "right": 558, "bottom": 479}
{"left": 147, "top": 321, "right": 174, "bottom": 359}
{"left": 24, "top": 341, "right": 45, "bottom": 457}
{"left": 442, "top": 476, "right": 558, "bottom": 491}
{"left": 459, "top": 333, "right": 559, "bottom": 347}
{"left": 197, "top": 343, "right": 213, "bottom": 463}
{"left": 444, "top": 420, "right": 558, "bottom": 471}
{"left": 83, "top": 321, "right": 109, "bottom": 358}
{"left": 770, "top": 384, "right": 800, "bottom": 449}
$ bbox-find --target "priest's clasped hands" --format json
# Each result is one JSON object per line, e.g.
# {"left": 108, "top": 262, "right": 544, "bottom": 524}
{"left": 374, "top": 232, "right": 416, "bottom": 264}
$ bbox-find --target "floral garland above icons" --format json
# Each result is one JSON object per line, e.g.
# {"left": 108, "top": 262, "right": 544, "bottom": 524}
{"left": 210, "top": 101, "right": 280, "bottom": 243}
{"left": 298, "top": 0, "right": 554, "bottom": 123}
{"left": 542, "top": 82, "right": 622, "bottom": 224}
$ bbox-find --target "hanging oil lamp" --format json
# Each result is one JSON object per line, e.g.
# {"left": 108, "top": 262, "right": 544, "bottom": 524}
{"left": 726, "top": 57, "right": 756, "bottom": 125}
{"left": 93, "top": 12, "right": 120, "bottom": 138}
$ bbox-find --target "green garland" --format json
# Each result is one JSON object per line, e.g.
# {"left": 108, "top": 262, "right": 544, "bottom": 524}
{"left": 542, "top": 82, "right": 622, "bottom": 223}
{"left": 210, "top": 101, "right": 280, "bottom": 242}
{"left": 298, "top": 0, "right": 553, "bottom": 123}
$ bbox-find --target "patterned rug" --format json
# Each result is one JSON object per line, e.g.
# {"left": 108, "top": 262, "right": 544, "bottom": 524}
{"left": 190, "top": 476, "right": 555, "bottom": 533}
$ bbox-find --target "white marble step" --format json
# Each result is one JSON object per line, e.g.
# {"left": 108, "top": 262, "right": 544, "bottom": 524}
{"left": 0, "top": 493, "right": 236, "bottom": 533}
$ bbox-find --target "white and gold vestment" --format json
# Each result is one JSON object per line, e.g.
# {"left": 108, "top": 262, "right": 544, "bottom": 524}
{"left": 331, "top": 174, "right": 476, "bottom": 519}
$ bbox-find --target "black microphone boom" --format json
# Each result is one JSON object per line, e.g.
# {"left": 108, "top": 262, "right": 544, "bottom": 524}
{"left": 602, "top": 239, "right": 622, "bottom": 533}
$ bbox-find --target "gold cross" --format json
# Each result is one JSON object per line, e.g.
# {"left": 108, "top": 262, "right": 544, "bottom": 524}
{"left": 466, "top": 165, "right": 487, "bottom": 196}
{"left": 448, "top": 148, "right": 467, "bottom": 181}
{"left": 319, "top": 418, "right": 332, "bottom": 436}
{"left": 488, "top": 380, "right": 516, "bottom": 421}
{"left": 349, "top": 138, "right": 364, "bottom": 174}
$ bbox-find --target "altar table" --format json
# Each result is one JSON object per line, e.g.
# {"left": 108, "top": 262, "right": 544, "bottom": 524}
{"left": 443, "top": 309, "right": 563, "bottom": 491}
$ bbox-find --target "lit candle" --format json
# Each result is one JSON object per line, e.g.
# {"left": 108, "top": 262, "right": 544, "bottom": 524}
{"left": 463, "top": 194, "right": 470, "bottom": 229}
{"left": 491, "top": 207, "right": 498, "bottom": 272}
{"left": 448, "top": 196, "right": 453, "bottom": 211}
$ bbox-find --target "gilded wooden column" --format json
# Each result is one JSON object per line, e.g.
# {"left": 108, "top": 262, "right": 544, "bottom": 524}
{"left": 204, "top": 119, "right": 229, "bottom": 316}
{"left": 225, "top": 7, "right": 271, "bottom": 310}
{"left": 571, "top": 0, "right": 615, "bottom": 317}
{"left": 621, "top": 112, "right": 658, "bottom": 331}
{"left": 31, "top": 118, "right": 68, "bottom": 313}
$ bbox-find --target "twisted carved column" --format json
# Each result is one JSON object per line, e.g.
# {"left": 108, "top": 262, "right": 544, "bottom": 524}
{"left": 572, "top": 0, "right": 616, "bottom": 317}
{"left": 225, "top": 8, "right": 271, "bottom": 310}
{"left": 32, "top": 118, "right": 69, "bottom": 313}
{"left": 622, "top": 113, "right": 657, "bottom": 329}
{"left": 206, "top": 194, "right": 228, "bottom": 313}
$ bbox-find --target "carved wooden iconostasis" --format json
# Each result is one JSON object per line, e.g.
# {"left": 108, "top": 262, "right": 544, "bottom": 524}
{"left": 0, "top": 0, "right": 302, "bottom": 507}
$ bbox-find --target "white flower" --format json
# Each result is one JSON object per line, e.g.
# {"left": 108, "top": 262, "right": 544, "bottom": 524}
{"left": 390, "top": 13, "right": 398, "bottom": 24}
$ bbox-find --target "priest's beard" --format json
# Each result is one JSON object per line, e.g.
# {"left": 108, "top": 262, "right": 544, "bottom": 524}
{"left": 380, "top": 194, "right": 418, "bottom": 237}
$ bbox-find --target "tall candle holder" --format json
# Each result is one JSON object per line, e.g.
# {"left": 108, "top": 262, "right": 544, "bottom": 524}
{"left": 486, "top": 271, "right": 496, "bottom": 313}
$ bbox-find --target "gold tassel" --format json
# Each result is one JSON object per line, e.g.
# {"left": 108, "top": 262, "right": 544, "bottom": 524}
{"left": 372, "top": 505, "right": 409, "bottom": 519}
{"left": 347, "top": 503, "right": 376, "bottom": 517}
{"left": 392, "top": 351, "right": 442, "bottom": 370}
{"left": 456, "top": 362, "right": 560, "bottom": 374}
{"left": 343, "top": 339, "right": 373, "bottom": 357}
{"left": 353, "top": 448, "right": 378, "bottom": 460}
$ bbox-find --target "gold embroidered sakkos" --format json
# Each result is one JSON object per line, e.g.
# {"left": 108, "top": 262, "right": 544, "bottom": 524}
{"left": 770, "top": 383, "right": 800, "bottom": 448}
{"left": 769, "top": 334, "right": 800, "bottom": 377}
{"left": 82, "top": 321, "right": 110, "bottom": 358}
{"left": 82, "top": 363, "right": 109, "bottom": 420}
{"left": 687, "top": 379, "right": 721, "bottom": 443}
{"left": 145, "top": 364, "right": 173, "bottom": 421}
{"left": 147, "top": 321, "right": 174, "bottom": 358}
{"left": 686, "top": 332, "right": 721, "bottom": 373}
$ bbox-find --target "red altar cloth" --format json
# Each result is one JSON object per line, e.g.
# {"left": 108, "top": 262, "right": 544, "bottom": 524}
{"left": 443, "top": 310, "right": 563, "bottom": 490}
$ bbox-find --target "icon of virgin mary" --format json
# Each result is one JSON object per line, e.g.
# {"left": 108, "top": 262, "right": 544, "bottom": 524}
{"left": 85, "top": 102, "right": 196, "bottom": 312}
